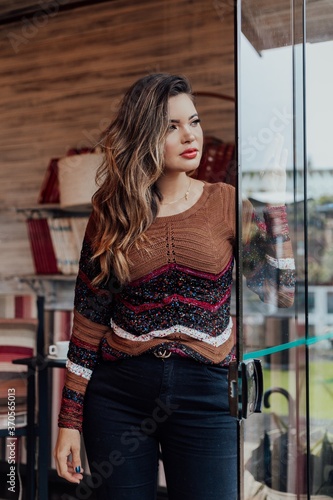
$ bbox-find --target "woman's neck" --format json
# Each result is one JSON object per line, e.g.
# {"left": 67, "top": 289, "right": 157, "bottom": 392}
{"left": 156, "top": 173, "right": 191, "bottom": 205}
{"left": 156, "top": 174, "right": 205, "bottom": 218}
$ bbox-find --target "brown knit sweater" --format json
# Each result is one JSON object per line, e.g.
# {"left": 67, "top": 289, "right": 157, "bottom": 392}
{"left": 59, "top": 182, "right": 295, "bottom": 431}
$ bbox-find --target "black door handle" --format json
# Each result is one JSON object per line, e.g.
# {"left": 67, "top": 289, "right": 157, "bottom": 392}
{"left": 228, "top": 359, "right": 263, "bottom": 419}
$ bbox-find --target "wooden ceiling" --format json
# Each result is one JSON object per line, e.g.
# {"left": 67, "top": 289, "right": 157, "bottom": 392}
{"left": 242, "top": 0, "right": 333, "bottom": 51}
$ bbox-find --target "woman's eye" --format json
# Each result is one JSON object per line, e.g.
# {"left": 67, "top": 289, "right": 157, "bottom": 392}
{"left": 191, "top": 119, "right": 201, "bottom": 127}
{"left": 168, "top": 124, "right": 177, "bottom": 131}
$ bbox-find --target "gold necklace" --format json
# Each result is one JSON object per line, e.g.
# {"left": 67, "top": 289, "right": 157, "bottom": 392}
{"left": 161, "top": 178, "right": 192, "bottom": 205}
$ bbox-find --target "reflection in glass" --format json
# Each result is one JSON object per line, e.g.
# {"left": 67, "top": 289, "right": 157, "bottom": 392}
{"left": 239, "top": 2, "right": 305, "bottom": 499}
{"left": 239, "top": 0, "right": 333, "bottom": 498}
{"left": 306, "top": 5, "right": 333, "bottom": 499}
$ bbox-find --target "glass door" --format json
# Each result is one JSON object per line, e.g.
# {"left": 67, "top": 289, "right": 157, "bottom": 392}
{"left": 237, "top": 1, "right": 333, "bottom": 499}
{"left": 237, "top": 0, "right": 305, "bottom": 498}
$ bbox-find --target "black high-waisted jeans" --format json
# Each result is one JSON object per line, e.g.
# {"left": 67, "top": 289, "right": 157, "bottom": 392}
{"left": 81, "top": 354, "right": 237, "bottom": 500}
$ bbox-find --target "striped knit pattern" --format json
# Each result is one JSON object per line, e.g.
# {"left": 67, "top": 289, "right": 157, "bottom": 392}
{"left": 58, "top": 182, "right": 295, "bottom": 431}
{"left": 112, "top": 260, "right": 233, "bottom": 337}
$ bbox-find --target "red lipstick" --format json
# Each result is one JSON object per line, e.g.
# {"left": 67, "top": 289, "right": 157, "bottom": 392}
{"left": 180, "top": 148, "right": 198, "bottom": 159}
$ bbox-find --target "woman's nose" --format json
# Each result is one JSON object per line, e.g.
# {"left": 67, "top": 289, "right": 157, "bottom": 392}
{"left": 182, "top": 128, "right": 195, "bottom": 143}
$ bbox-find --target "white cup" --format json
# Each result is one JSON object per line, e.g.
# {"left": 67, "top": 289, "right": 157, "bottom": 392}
{"left": 48, "top": 341, "right": 69, "bottom": 359}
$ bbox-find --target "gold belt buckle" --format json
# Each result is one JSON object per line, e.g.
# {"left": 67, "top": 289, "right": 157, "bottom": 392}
{"left": 154, "top": 348, "right": 172, "bottom": 359}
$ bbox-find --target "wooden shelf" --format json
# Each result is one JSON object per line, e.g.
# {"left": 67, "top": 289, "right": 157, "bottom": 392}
{"left": 14, "top": 204, "right": 91, "bottom": 218}
{"left": 15, "top": 275, "right": 76, "bottom": 310}
{"left": 19, "top": 274, "right": 76, "bottom": 282}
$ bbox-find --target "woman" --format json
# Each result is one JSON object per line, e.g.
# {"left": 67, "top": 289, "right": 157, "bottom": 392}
{"left": 54, "top": 73, "right": 295, "bottom": 499}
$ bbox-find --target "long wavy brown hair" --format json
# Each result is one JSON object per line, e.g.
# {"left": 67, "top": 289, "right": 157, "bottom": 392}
{"left": 91, "top": 73, "right": 193, "bottom": 286}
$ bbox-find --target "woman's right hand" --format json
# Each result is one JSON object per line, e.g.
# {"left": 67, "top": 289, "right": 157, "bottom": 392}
{"left": 54, "top": 427, "right": 84, "bottom": 484}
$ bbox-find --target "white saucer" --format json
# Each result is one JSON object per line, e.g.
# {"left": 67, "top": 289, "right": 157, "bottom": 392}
{"left": 47, "top": 354, "right": 67, "bottom": 360}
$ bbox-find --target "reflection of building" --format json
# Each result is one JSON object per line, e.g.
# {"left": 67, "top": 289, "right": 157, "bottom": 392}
{"left": 306, "top": 169, "right": 333, "bottom": 198}
{"left": 305, "top": 286, "right": 333, "bottom": 338}
{"left": 242, "top": 168, "right": 333, "bottom": 200}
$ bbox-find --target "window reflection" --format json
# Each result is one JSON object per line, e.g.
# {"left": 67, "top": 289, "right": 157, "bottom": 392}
{"left": 240, "top": 9, "right": 333, "bottom": 500}
{"left": 307, "top": 31, "right": 333, "bottom": 500}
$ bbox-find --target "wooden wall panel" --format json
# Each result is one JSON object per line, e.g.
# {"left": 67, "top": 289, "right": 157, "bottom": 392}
{"left": 0, "top": 0, "right": 235, "bottom": 289}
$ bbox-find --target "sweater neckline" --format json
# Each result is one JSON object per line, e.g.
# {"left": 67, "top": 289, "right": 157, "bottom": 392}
{"left": 155, "top": 182, "right": 209, "bottom": 222}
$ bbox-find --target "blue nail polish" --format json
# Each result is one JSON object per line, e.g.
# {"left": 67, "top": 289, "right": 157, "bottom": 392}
{"left": 75, "top": 466, "right": 81, "bottom": 473}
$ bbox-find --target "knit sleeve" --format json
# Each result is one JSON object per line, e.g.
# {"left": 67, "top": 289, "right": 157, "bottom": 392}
{"left": 58, "top": 215, "right": 114, "bottom": 432}
{"left": 241, "top": 200, "right": 295, "bottom": 308}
